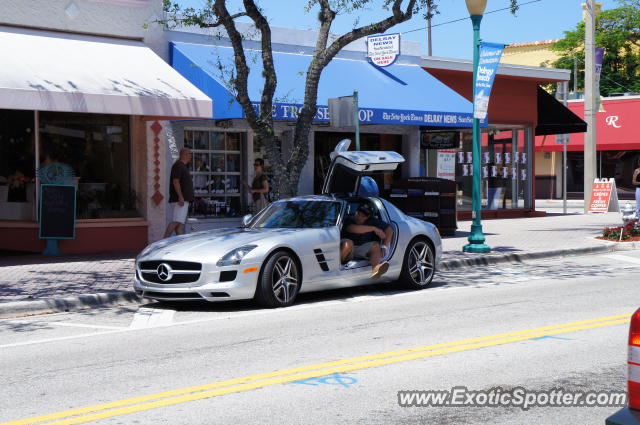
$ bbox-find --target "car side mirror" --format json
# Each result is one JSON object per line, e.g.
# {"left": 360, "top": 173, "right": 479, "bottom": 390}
{"left": 242, "top": 214, "right": 253, "bottom": 227}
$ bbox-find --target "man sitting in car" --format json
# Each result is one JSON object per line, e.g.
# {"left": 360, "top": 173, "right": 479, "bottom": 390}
{"left": 340, "top": 204, "right": 393, "bottom": 279}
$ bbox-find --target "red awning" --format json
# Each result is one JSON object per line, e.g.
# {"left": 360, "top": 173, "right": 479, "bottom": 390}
{"left": 535, "top": 96, "right": 640, "bottom": 151}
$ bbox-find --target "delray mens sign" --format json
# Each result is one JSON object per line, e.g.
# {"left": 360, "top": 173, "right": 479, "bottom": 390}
{"left": 366, "top": 33, "right": 400, "bottom": 67}
{"left": 473, "top": 42, "right": 505, "bottom": 120}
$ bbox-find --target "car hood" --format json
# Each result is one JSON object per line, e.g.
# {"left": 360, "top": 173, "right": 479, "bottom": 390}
{"left": 137, "top": 227, "right": 299, "bottom": 262}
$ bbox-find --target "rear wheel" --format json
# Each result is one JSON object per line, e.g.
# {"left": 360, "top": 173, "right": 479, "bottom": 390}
{"left": 255, "top": 251, "right": 300, "bottom": 308}
{"left": 399, "top": 238, "right": 435, "bottom": 289}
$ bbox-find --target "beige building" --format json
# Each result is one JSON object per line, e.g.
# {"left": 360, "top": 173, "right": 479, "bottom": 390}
{"left": 502, "top": 39, "right": 561, "bottom": 68}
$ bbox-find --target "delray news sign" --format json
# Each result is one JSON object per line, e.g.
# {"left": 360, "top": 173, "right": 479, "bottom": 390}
{"left": 366, "top": 33, "right": 400, "bottom": 67}
{"left": 473, "top": 42, "right": 505, "bottom": 120}
{"left": 250, "top": 101, "right": 480, "bottom": 127}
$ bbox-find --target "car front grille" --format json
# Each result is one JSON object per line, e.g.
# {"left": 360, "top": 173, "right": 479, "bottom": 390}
{"left": 138, "top": 260, "right": 202, "bottom": 284}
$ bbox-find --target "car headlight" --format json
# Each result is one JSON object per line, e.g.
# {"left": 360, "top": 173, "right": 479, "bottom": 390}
{"left": 217, "top": 245, "right": 258, "bottom": 266}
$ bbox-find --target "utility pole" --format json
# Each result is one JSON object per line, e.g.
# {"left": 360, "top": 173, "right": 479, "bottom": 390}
{"left": 583, "top": 0, "right": 597, "bottom": 213}
{"left": 427, "top": 2, "right": 433, "bottom": 56}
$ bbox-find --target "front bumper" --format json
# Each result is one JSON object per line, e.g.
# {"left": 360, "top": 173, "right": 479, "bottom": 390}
{"left": 133, "top": 261, "right": 261, "bottom": 302}
{"left": 606, "top": 407, "right": 640, "bottom": 425}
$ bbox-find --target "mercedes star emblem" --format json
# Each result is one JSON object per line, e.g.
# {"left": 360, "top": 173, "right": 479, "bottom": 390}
{"left": 156, "top": 263, "right": 173, "bottom": 282}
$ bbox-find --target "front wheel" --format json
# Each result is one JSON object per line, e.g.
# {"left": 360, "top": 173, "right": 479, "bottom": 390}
{"left": 255, "top": 251, "right": 301, "bottom": 308}
{"left": 399, "top": 238, "right": 435, "bottom": 289}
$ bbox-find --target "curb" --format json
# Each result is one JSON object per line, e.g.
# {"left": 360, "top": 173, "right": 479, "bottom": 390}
{"left": 438, "top": 244, "right": 616, "bottom": 271}
{"left": 0, "top": 291, "right": 141, "bottom": 319}
{"left": 1, "top": 242, "right": 639, "bottom": 319}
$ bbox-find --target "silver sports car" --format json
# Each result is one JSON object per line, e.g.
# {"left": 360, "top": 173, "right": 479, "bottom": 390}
{"left": 134, "top": 140, "right": 442, "bottom": 307}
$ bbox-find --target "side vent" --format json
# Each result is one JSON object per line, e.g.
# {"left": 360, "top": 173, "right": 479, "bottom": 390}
{"left": 313, "top": 249, "right": 330, "bottom": 272}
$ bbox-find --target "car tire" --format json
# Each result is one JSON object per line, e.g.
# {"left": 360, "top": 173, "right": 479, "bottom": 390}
{"left": 399, "top": 237, "right": 435, "bottom": 289}
{"left": 255, "top": 250, "right": 301, "bottom": 308}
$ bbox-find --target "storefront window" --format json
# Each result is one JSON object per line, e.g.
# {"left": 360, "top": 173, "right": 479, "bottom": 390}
{"left": 566, "top": 150, "right": 640, "bottom": 199}
{"left": 423, "top": 129, "right": 532, "bottom": 211}
{"left": 0, "top": 110, "right": 36, "bottom": 220}
{"left": 186, "top": 130, "right": 246, "bottom": 218}
{"left": 39, "top": 112, "right": 136, "bottom": 219}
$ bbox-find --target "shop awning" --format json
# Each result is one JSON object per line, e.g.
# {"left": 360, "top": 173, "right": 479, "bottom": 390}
{"left": 535, "top": 87, "right": 587, "bottom": 135}
{"left": 170, "top": 42, "right": 478, "bottom": 127}
{"left": 0, "top": 26, "right": 212, "bottom": 118}
{"left": 535, "top": 95, "right": 640, "bottom": 152}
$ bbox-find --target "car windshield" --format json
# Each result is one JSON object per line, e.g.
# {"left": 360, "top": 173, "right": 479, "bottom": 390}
{"left": 251, "top": 200, "right": 341, "bottom": 229}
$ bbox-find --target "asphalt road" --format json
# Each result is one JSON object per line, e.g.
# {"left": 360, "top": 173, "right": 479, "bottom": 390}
{"left": 1, "top": 250, "right": 640, "bottom": 425}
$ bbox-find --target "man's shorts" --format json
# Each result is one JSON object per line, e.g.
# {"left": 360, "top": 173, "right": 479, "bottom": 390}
{"left": 341, "top": 239, "right": 376, "bottom": 261}
{"left": 170, "top": 202, "right": 189, "bottom": 224}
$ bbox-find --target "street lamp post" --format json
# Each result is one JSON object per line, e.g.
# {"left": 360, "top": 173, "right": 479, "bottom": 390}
{"left": 463, "top": 0, "right": 491, "bottom": 253}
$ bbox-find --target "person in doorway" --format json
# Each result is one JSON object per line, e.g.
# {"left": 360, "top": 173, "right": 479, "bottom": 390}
{"left": 163, "top": 147, "right": 193, "bottom": 238}
{"left": 340, "top": 204, "right": 393, "bottom": 279}
{"left": 633, "top": 157, "right": 640, "bottom": 218}
{"left": 246, "top": 158, "right": 270, "bottom": 212}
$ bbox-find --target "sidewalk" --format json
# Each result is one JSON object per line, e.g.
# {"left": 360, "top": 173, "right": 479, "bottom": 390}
{"left": 1, "top": 211, "right": 638, "bottom": 317}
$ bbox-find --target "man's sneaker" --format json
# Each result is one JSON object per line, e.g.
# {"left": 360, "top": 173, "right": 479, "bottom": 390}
{"left": 371, "top": 261, "right": 389, "bottom": 279}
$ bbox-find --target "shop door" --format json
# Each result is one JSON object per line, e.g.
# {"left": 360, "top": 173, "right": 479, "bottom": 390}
{"left": 485, "top": 132, "right": 526, "bottom": 210}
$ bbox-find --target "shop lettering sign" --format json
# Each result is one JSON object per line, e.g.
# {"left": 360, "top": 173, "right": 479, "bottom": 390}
{"left": 474, "top": 42, "right": 505, "bottom": 120}
{"left": 421, "top": 131, "right": 459, "bottom": 149}
{"left": 366, "top": 33, "right": 401, "bottom": 67}
{"left": 250, "top": 102, "right": 482, "bottom": 128}
{"left": 588, "top": 178, "right": 619, "bottom": 213}
{"left": 605, "top": 115, "right": 621, "bottom": 128}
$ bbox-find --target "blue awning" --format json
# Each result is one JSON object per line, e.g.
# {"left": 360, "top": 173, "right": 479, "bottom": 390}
{"left": 170, "top": 42, "right": 477, "bottom": 127}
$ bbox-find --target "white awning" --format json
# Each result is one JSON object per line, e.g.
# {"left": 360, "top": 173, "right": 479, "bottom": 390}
{"left": 0, "top": 26, "right": 212, "bottom": 118}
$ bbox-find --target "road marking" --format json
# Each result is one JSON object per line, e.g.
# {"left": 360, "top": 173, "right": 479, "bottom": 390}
{"left": 128, "top": 307, "right": 175, "bottom": 328}
{"left": 1, "top": 312, "right": 631, "bottom": 425}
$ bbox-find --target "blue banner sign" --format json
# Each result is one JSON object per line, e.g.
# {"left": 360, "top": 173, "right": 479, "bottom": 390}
{"left": 474, "top": 42, "right": 505, "bottom": 120}
{"left": 250, "top": 102, "right": 484, "bottom": 128}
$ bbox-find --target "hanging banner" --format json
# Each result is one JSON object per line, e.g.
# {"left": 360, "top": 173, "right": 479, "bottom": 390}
{"left": 366, "top": 33, "right": 400, "bottom": 67}
{"left": 473, "top": 42, "right": 505, "bottom": 120}
{"left": 588, "top": 178, "right": 619, "bottom": 213}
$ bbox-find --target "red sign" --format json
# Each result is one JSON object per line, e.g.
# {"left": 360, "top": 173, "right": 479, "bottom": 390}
{"left": 589, "top": 180, "right": 614, "bottom": 212}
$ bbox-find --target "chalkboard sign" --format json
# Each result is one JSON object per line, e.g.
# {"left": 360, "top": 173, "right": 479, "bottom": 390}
{"left": 39, "top": 184, "right": 76, "bottom": 239}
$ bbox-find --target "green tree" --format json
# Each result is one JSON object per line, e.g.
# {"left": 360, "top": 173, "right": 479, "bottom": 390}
{"left": 164, "top": 0, "right": 518, "bottom": 199}
{"left": 549, "top": 0, "right": 640, "bottom": 96}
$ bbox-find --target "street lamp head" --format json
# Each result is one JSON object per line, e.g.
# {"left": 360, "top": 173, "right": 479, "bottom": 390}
{"left": 465, "top": 0, "right": 487, "bottom": 15}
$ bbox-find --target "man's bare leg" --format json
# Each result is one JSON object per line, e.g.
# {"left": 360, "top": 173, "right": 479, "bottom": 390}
{"left": 163, "top": 222, "right": 179, "bottom": 238}
{"left": 340, "top": 240, "right": 354, "bottom": 263}
{"left": 369, "top": 242, "right": 389, "bottom": 279}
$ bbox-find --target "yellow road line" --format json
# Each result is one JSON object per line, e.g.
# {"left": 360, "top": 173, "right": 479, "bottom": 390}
{"left": 2, "top": 313, "right": 631, "bottom": 425}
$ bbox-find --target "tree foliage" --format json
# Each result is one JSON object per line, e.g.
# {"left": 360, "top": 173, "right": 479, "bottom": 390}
{"left": 549, "top": 0, "right": 640, "bottom": 95}
{"left": 163, "top": 0, "right": 518, "bottom": 200}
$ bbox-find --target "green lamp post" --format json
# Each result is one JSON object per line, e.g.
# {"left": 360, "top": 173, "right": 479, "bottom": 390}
{"left": 463, "top": 0, "right": 491, "bottom": 253}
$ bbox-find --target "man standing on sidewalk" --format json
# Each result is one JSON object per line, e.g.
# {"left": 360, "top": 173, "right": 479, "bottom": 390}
{"left": 163, "top": 147, "right": 193, "bottom": 238}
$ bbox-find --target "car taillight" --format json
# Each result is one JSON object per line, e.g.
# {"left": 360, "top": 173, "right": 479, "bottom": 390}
{"left": 629, "top": 308, "right": 640, "bottom": 410}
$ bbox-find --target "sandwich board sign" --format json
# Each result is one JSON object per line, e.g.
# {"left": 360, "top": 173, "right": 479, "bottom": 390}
{"left": 588, "top": 178, "right": 619, "bottom": 213}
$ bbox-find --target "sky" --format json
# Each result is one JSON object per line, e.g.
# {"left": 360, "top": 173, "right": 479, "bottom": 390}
{"left": 173, "top": 0, "right": 621, "bottom": 60}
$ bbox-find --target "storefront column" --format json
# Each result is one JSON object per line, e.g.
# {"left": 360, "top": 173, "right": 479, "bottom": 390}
{"left": 402, "top": 130, "right": 421, "bottom": 178}
{"left": 298, "top": 130, "right": 314, "bottom": 196}
{"left": 146, "top": 120, "right": 168, "bottom": 243}
{"left": 525, "top": 127, "right": 534, "bottom": 209}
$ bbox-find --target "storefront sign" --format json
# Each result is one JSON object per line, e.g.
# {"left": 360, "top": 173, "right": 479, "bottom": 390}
{"left": 250, "top": 102, "right": 480, "bottom": 128}
{"left": 473, "top": 42, "right": 505, "bottom": 120}
{"left": 436, "top": 150, "right": 456, "bottom": 181}
{"left": 588, "top": 178, "right": 619, "bottom": 213}
{"left": 39, "top": 184, "right": 76, "bottom": 239}
{"left": 366, "top": 34, "right": 400, "bottom": 67}
{"left": 421, "top": 132, "right": 459, "bottom": 149}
